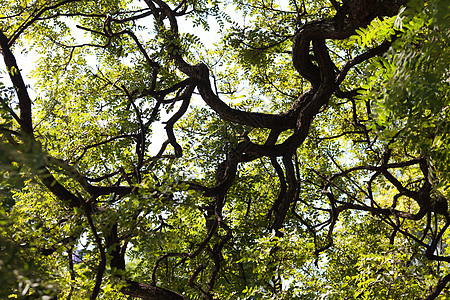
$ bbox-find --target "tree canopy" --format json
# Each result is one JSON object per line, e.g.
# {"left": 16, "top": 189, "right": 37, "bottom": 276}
{"left": 0, "top": 0, "right": 449, "bottom": 299}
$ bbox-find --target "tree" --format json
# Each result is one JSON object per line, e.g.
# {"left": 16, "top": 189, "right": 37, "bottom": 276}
{"left": 0, "top": 0, "right": 449, "bottom": 299}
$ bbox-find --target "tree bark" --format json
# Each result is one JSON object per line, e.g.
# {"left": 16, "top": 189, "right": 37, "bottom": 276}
{"left": 121, "top": 281, "right": 188, "bottom": 300}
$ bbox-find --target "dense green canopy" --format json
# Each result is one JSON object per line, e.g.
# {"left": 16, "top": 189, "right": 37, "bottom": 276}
{"left": 0, "top": 0, "right": 449, "bottom": 299}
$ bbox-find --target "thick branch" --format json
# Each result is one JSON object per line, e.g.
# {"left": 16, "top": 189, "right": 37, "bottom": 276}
{"left": 423, "top": 274, "right": 450, "bottom": 300}
{"left": 121, "top": 281, "right": 187, "bottom": 300}
{"left": 0, "top": 30, "right": 33, "bottom": 136}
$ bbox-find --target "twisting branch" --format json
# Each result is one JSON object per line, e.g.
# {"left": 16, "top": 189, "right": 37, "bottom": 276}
{"left": 9, "top": 0, "right": 83, "bottom": 46}
{"left": 164, "top": 84, "right": 195, "bottom": 157}
{"left": 4, "top": 0, "right": 437, "bottom": 299}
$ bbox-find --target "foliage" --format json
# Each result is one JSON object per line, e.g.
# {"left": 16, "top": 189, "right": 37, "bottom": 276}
{"left": 0, "top": 0, "right": 449, "bottom": 299}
